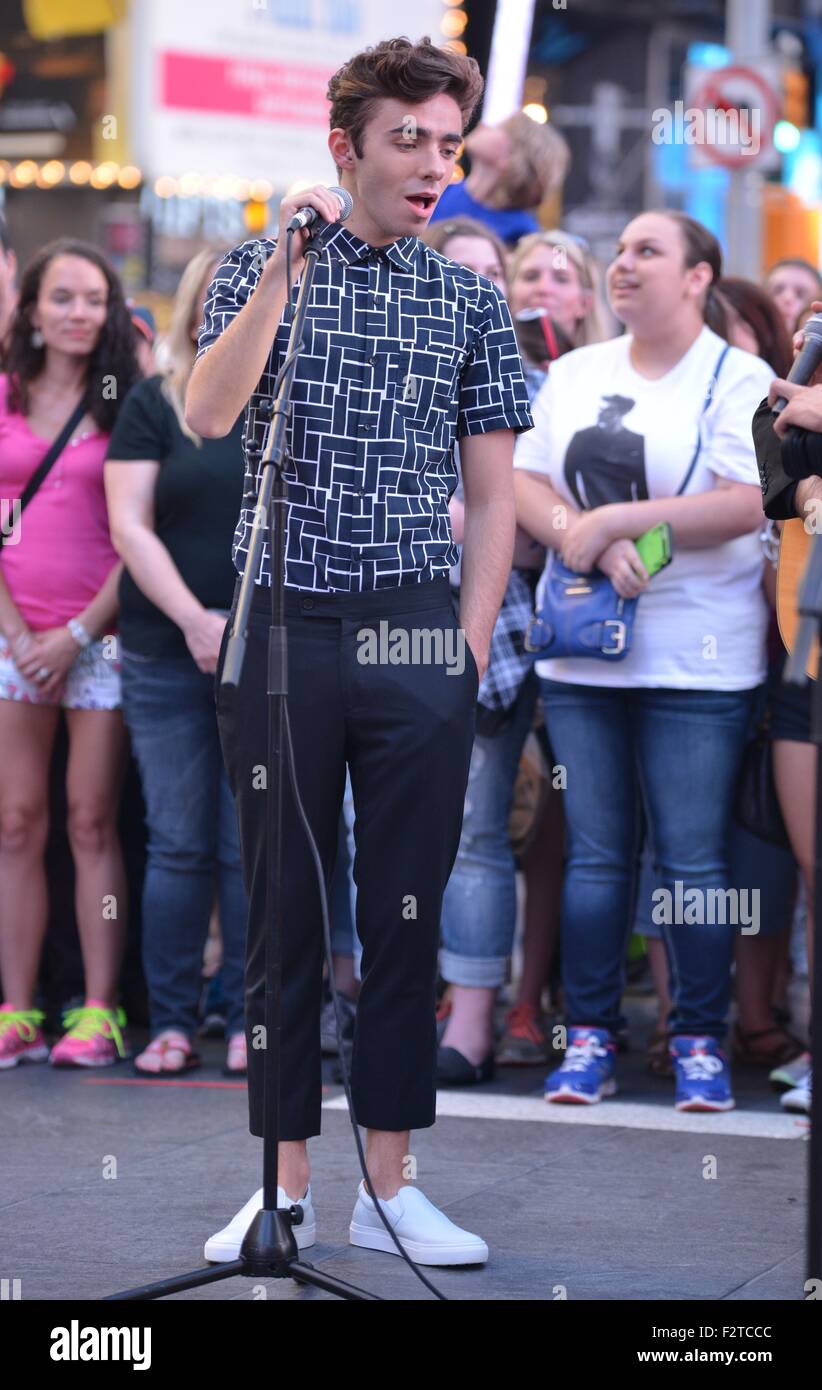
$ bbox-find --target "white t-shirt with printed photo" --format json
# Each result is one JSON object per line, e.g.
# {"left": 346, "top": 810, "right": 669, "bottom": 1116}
{"left": 513, "top": 325, "right": 772, "bottom": 690}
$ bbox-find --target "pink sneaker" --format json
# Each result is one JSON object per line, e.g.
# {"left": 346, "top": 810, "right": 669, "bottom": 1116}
{"left": 0, "top": 1004, "right": 49, "bottom": 1069}
{"left": 49, "top": 1000, "right": 129, "bottom": 1068}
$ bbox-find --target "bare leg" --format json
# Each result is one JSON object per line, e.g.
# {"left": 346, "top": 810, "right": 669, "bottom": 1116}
{"left": 365, "top": 1129, "right": 412, "bottom": 1200}
{"left": 440, "top": 984, "right": 496, "bottom": 1063}
{"left": 277, "top": 1140, "right": 311, "bottom": 1202}
{"left": 773, "top": 739, "right": 815, "bottom": 977}
{"left": 332, "top": 952, "right": 359, "bottom": 1000}
{"left": 735, "top": 928, "right": 795, "bottom": 1039}
{"left": 770, "top": 928, "right": 793, "bottom": 1020}
{"left": 516, "top": 789, "right": 563, "bottom": 1010}
{"left": 0, "top": 700, "right": 60, "bottom": 1007}
{"left": 64, "top": 709, "right": 129, "bottom": 1004}
{"left": 647, "top": 937, "right": 672, "bottom": 1026}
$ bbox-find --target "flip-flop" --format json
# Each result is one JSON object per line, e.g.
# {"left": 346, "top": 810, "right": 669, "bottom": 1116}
{"left": 134, "top": 1031, "right": 201, "bottom": 1075}
{"left": 731, "top": 1025, "right": 806, "bottom": 1069}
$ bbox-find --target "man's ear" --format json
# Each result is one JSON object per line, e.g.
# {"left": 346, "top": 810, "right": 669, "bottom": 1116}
{"left": 328, "top": 126, "right": 355, "bottom": 171}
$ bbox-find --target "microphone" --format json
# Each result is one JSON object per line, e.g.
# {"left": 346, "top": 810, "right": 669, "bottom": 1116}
{"left": 287, "top": 186, "right": 353, "bottom": 234}
{"left": 772, "top": 313, "right": 822, "bottom": 415}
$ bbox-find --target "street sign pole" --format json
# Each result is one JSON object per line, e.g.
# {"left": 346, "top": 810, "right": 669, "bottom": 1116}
{"left": 725, "top": 0, "right": 771, "bottom": 278}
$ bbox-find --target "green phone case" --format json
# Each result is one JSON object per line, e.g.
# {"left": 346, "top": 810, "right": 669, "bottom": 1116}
{"left": 635, "top": 522, "right": 672, "bottom": 577}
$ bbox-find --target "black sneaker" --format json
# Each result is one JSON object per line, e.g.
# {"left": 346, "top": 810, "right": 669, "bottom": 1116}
{"left": 436, "top": 1045, "right": 495, "bottom": 1087}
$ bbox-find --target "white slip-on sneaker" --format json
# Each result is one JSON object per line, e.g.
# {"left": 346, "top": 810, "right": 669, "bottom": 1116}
{"left": 204, "top": 1184, "right": 316, "bottom": 1262}
{"left": 349, "top": 1180, "right": 488, "bottom": 1266}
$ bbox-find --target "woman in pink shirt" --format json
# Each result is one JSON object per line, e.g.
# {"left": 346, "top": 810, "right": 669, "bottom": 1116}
{"left": 0, "top": 238, "right": 140, "bottom": 1068}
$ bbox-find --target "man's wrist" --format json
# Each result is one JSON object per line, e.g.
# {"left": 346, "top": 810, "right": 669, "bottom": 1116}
{"left": 795, "top": 475, "right": 822, "bottom": 517}
{"left": 261, "top": 249, "right": 288, "bottom": 290}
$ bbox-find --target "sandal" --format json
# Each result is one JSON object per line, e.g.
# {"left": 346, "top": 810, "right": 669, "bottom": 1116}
{"left": 646, "top": 1022, "right": 674, "bottom": 1077}
{"left": 731, "top": 1025, "right": 806, "bottom": 1069}
{"left": 134, "top": 1030, "right": 201, "bottom": 1075}
{"left": 223, "top": 1031, "right": 247, "bottom": 1076}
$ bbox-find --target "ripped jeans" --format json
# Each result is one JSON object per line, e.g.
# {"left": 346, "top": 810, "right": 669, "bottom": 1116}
{"left": 439, "top": 673, "right": 539, "bottom": 986}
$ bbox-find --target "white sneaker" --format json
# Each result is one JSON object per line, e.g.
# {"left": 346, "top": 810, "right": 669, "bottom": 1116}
{"left": 204, "top": 1185, "right": 316, "bottom": 1262}
{"left": 781, "top": 1068, "right": 812, "bottom": 1115}
{"left": 349, "top": 1181, "right": 488, "bottom": 1266}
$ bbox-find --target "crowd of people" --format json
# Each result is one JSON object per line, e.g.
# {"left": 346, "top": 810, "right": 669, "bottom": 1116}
{"left": 0, "top": 184, "right": 816, "bottom": 1117}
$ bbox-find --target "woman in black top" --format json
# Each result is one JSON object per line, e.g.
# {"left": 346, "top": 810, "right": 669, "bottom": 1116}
{"left": 105, "top": 248, "right": 247, "bottom": 1075}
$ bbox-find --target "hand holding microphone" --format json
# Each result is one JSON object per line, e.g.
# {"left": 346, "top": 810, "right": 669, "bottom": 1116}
{"left": 770, "top": 302, "right": 822, "bottom": 439}
{"left": 267, "top": 185, "right": 353, "bottom": 286}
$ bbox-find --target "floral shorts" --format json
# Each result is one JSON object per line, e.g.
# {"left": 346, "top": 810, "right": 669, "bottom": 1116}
{"left": 0, "top": 634, "right": 122, "bottom": 709}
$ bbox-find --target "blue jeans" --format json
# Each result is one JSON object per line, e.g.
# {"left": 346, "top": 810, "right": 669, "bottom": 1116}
{"left": 540, "top": 679, "right": 757, "bottom": 1040}
{"left": 440, "top": 674, "right": 539, "bottom": 986}
{"left": 634, "top": 822, "right": 797, "bottom": 941}
{"left": 121, "top": 650, "right": 247, "bottom": 1038}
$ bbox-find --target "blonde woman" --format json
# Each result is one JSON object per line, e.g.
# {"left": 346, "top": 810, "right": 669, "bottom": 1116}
{"left": 430, "top": 111, "right": 570, "bottom": 247}
{"left": 508, "top": 230, "right": 610, "bottom": 347}
{"left": 104, "top": 248, "right": 249, "bottom": 1075}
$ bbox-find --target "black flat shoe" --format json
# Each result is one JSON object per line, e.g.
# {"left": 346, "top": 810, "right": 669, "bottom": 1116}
{"left": 436, "top": 1045, "right": 495, "bottom": 1087}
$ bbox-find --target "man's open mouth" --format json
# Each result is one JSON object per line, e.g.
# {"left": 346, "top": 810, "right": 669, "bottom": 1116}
{"left": 405, "top": 193, "right": 437, "bottom": 214}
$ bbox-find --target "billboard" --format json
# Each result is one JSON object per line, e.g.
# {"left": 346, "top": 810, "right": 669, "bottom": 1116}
{"left": 129, "top": 0, "right": 447, "bottom": 187}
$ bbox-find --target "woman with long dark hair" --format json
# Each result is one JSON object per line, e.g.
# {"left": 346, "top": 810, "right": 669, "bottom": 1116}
{"left": 0, "top": 238, "right": 140, "bottom": 1068}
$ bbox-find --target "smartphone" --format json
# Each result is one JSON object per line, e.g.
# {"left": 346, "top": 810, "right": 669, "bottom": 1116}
{"left": 635, "top": 521, "right": 673, "bottom": 577}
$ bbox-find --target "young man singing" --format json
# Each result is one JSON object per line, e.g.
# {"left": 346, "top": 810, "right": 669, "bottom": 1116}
{"left": 186, "top": 34, "right": 533, "bottom": 1266}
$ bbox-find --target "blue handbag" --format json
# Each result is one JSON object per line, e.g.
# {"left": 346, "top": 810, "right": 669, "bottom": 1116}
{"left": 525, "top": 555, "right": 638, "bottom": 659}
{"left": 524, "top": 344, "right": 730, "bottom": 661}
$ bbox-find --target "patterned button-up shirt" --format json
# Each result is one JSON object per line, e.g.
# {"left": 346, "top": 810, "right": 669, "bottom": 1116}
{"left": 195, "top": 223, "right": 533, "bottom": 592}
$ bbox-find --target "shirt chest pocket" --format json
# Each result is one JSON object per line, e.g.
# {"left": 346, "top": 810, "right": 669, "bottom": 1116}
{"left": 390, "top": 343, "right": 464, "bottom": 436}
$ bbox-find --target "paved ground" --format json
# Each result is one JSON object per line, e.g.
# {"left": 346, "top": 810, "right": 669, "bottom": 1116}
{"left": 3, "top": 991, "right": 812, "bottom": 1302}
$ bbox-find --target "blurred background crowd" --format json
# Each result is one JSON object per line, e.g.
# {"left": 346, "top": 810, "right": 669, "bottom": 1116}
{"left": 0, "top": 0, "right": 819, "bottom": 1117}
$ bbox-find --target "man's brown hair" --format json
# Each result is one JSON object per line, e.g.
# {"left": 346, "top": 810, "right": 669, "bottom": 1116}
{"left": 327, "top": 35, "right": 484, "bottom": 169}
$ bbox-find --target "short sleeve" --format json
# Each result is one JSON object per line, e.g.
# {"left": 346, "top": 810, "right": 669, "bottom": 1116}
{"left": 456, "top": 285, "right": 534, "bottom": 440}
{"left": 512, "top": 369, "right": 554, "bottom": 475}
{"left": 105, "top": 377, "right": 172, "bottom": 461}
{"left": 195, "top": 238, "right": 275, "bottom": 362}
{"left": 702, "top": 352, "right": 775, "bottom": 486}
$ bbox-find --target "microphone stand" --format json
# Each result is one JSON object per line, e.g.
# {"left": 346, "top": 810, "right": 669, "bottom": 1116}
{"left": 784, "top": 533, "right": 822, "bottom": 1289}
{"left": 105, "top": 221, "right": 378, "bottom": 1301}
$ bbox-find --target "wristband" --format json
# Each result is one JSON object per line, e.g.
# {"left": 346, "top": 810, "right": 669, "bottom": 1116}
{"left": 67, "top": 618, "right": 92, "bottom": 649}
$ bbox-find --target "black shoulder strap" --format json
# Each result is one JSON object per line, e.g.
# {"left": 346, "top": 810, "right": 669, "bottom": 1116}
{"left": 0, "top": 397, "right": 88, "bottom": 551}
{"left": 675, "top": 343, "right": 731, "bottom": 497}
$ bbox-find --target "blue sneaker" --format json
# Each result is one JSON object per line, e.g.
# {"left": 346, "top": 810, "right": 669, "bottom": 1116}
{"left": 544, "top": 1026, "right": 617, "bottom": 1104}
{"left": 670, "top": 1035, "right": 735, "bottom": 1112}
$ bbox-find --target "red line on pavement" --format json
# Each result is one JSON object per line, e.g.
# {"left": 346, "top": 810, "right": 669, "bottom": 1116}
{"left": 81, "top": 1078, "right": 247, "bottom": 1089}
{"left": 80, "top": 1078, "right": 332, "bottom": 1093}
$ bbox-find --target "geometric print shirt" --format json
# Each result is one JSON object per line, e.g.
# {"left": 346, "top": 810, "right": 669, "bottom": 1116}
{"left": 195, "top": 223, "right": 534, "bottom": 592}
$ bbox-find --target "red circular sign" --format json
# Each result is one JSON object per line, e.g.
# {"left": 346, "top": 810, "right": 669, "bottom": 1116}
{"left": 690, "top": 65, "right": 779, "bottom": 169}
